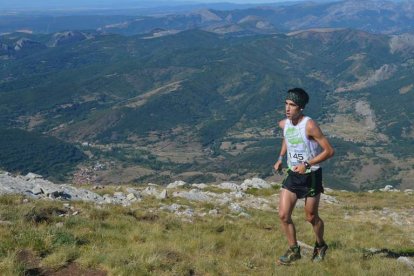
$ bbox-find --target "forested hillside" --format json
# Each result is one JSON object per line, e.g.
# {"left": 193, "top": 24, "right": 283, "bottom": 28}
{"left": 1, "top": 27, "right": 413, "bottom": 189}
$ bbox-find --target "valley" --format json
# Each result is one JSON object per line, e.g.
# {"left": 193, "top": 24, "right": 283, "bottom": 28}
{"left": 0, "top": 0, "right": 413, "bottom": 190}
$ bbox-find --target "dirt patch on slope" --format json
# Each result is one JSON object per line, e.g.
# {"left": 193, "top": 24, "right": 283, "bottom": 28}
{"left": 16, "top": 249, "right": 107, "bottom": 276}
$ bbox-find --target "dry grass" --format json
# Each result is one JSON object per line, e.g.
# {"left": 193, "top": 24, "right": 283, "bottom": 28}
{"left": 0, "top": 189, "right": 413, "bottom": 275}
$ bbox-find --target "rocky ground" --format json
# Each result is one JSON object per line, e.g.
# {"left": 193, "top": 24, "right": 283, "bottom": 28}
{"left": 0, "top": 171, "right": 340, "bottom": 212}
{"left": 1, "top": 171, "right": 413, "bottom": 272}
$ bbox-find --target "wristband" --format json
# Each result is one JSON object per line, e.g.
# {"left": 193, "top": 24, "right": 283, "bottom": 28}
{"left": 304, "top": 161, "right": 311, "bottom": 170}
{"left": 278, "top": 155, "right": 283, "bottom": 161}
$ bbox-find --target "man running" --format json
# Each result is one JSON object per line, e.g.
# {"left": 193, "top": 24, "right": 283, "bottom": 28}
{"left": 274, "top": 88, "right": 334, "bottom": 265}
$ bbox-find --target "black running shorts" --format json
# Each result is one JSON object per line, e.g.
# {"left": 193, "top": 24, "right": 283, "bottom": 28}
{"left": 282, "top": 168, "right": 323, "bottom": 199}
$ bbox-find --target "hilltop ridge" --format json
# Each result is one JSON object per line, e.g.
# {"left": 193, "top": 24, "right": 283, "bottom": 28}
{"left": 0, "top": 170, "right": 413, "bottom": 274}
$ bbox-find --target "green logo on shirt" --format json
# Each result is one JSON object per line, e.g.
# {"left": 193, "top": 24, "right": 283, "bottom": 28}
{"left": 285, "top": 127, "right": 303, "bottom": 145}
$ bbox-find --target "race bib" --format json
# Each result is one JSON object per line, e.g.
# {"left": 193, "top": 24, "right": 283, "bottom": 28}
{"left": 288, "top": 149, "right": 306, "bottom": 166}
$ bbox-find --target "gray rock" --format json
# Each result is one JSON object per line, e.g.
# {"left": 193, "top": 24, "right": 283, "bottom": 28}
{"left": 230, "top": 191, "right": 246, "bottom": 198}
{"left": 380, "top": 185, "right": 399, "bottom": 192}
{"left": 216, "top": 182, "right": 241, "bottom": 191}
{"left": 214, "top": 195, "right": 232, "bottom": 205}
{"left": 389, "top": 212, "right": 405, "bottom": 226}
{"left": 31, "top": 185, "right": 43, "bottom": 195}
{"left": 40, "top": 186, "right": 59, "bottom": 196}
{"left": 229, "top": 203, "right": 244, "bottom": 213}
{"left": 126, "top": 188, "right": 141, "bottom": 198}
{"left": 180, "top": 208, "right": 195, "bottom": 217}
{"left": 104, "top": 197, "right": 112, "bottom": 204}
{"left": 397, "top": 257, "right": 414, "bottom": 271}
{"left": 126, "top": 193, "right": 137, "bottom": 201}
{"left": 25, "top": 173, "right": 43, "bottom": 180}
{"left": 161, "top": 203, "right": 183, "bottom": 213}
{"left": 240, "top": 178, "right": 270, "bottom": 190}
{"left": 321, "top": 193, "right": 339, "bottom": 204}
{"left": 192, "top": 183, "right": 208, "bottom": 189}
{"left": 142, "top": 186, "right": 159, "bottom": 197}
{"left": 404, "top": 189, "right": 413, "bottom": 195}
{"left": 209, "top": 209, "right": 219, "bottom": 216}
{"left": 172, "top": 189, "right": 211, "bottom": 202}
{"left": 157, "top": 189, "right": 168, "bottom": 199}
{"left": 166, "top": 180, "right": 187, "bottom": 189}
{"left": 48, "top": 191, "right": 61, "bottom": 199}
{"left": 240, "top": 197, "right": 271, "bottom": 211}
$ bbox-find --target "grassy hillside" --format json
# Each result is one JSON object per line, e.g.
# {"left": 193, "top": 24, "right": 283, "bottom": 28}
{"left": 0, "top": 186, "right": 413, "bottom": 275}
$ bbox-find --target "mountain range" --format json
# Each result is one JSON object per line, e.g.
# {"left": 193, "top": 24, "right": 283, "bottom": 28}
{"left": 0, "top": 0, "right": 413, "bottom": 190}
{"left": 99, "top": 0, "right": 414, "bottom": 36}
{"left": 1, "top": 1, "right": 414, "bottom": 35}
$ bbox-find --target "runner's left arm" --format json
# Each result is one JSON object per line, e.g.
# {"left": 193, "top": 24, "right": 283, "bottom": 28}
{"left": 306, "top": 120, "right": 335, "bottom": 166}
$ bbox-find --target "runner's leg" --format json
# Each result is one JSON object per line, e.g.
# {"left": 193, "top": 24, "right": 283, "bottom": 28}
{"left": 304, "top": 194, "right": 325, "bottom": 245}
{"left": 279, "top": 188, "right": 298, "bottom": 246}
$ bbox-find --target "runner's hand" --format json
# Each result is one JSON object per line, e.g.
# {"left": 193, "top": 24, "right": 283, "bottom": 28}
{"left": 292, "top": 163, "right": 306, "bottom": 174}
{"left": 274, "top": 160, "right": 283, "bottom": 174}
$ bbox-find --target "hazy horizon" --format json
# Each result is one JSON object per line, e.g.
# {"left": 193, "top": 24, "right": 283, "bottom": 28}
{"left": 0, "top": 0, "right": 307, "bottom": 11}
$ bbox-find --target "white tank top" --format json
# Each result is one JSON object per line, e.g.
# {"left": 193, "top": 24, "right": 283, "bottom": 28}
{"left": 283, "top": 116, "right": 321, "bottom": 172}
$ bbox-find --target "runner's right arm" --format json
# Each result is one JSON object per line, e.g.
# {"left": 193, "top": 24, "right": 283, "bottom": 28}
{"left": 274, "top": 120, "right": 287, "bottom": 171}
